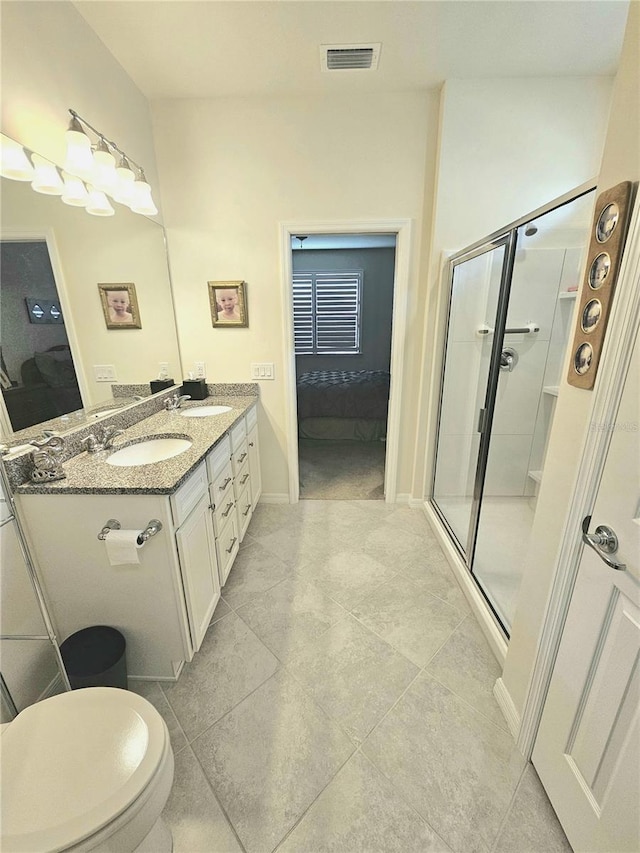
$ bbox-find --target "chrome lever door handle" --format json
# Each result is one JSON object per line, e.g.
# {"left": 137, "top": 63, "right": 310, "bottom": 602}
{"left": 581, "top": 516, "right": 626, "bottom": 571}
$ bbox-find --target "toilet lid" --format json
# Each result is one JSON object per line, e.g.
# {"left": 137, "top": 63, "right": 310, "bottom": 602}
{"left": 0, "top": 687, "right": 168, "bottom": 853}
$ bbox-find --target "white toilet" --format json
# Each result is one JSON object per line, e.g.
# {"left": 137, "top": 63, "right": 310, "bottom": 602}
{"left": 0, "top": 687, "right": 174, "bottom": 852}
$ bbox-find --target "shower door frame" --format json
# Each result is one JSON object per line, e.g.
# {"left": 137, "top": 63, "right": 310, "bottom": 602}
{"left": 429, "top": 181, "right": 597, "bottom": 637}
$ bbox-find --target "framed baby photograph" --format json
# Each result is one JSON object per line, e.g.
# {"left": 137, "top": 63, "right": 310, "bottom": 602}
{"left": 98, "top": 283, "right": 142, "bottom": 329}
{"left": 208, "top": 280, "right": 248, "bottom": 328}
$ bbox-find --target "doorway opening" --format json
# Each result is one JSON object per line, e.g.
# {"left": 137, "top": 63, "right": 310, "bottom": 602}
{"left": 292, "top": 233, "right": 395, "bottom": 500}
{"left": 280, "top": 219, "right": 412, "bottom": 504}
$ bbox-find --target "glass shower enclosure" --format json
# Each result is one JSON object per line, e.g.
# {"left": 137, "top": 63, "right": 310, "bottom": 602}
{"left": 431, "top": 188, "right": 596, "bottom": 636}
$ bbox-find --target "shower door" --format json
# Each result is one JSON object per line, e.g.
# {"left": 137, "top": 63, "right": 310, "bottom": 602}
{"left": 432, "top": 235, "right": 514, "bottom": 556}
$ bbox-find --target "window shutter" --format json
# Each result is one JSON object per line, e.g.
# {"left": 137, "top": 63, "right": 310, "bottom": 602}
{"left": 293, "top": 270, "right": 362, "bottom": 355}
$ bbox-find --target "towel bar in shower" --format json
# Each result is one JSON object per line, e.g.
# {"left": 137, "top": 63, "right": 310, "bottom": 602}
{"left": 477, "top": 323, "right": 539, "bottom": 336}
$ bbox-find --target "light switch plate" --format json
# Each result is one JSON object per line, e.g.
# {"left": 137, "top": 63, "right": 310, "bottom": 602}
{"left": 251, "top": 363, "right": 275, "bottom": 380}
{"left": 93, "top": 364, "right": 117, "bottom": 382}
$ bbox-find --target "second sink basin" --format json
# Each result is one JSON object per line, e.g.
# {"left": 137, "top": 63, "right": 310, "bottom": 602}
{"left": 180, "top": 405, "right": 232, "bottom": 418}
{"left": 106, "top": 437, "right": 192, "bottom": 466}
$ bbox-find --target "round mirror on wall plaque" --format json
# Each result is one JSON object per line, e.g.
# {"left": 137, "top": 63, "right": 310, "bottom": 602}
{"left": 581, "top": 299, "right": 602, "bottom": 333}
{"left": 588, "top": 252, "right": 611, "bottom": 289}
{"left": 574, "top": 342, "right": 593, "bottom": 376}
{"left": 595, "top": 202, "right": 619, "bottom": 243}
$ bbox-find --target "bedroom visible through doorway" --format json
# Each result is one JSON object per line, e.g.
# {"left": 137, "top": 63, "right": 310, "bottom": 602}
{"left": 291, "top": 233, "right": 396, "bottom": 500}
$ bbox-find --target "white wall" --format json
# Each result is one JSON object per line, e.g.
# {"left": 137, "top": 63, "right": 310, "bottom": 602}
{"left": 152, "top": 92, "right": 437, "bottom": 497}
{"left": 502, "top": 2, "right": 639, "bottom": 717}
{"left": 0, "top": 1, "right": 161, "bottom": 209}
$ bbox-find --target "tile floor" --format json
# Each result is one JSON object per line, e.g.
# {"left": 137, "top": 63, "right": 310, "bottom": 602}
{"left": 131, "top": 500, "right": 572, "bottom": 853}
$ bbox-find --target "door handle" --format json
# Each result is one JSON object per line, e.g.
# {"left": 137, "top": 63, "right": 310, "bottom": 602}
{"left": 581, "top": 516, "right": 626, "bottom": 572}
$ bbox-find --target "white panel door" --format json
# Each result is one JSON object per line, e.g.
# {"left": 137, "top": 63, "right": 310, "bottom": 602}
{"left": 533, "top": 332, "right": 640, "bottom": 852}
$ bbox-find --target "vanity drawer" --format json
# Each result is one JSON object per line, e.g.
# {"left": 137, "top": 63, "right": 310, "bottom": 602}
{"left": 209, "top": 459, "right": 234, "bottom": 512}
{"left": 236, "top": 481, "right": 252, "bottom": 542}
{"left": 229, "top": 418, "right": 246, "bottom": 451}
{"left": 206, "top": 435, "right": 231, "bottom": 483}
{"left": 234, "top": 461, "right": 250, "bottom": 498}
{"left": 171, "top": 462, "right": 208, "bottom": 528}
{"left": 212, "top": 490, "right": 235, "bottom": 536}
{"left": 231, "top": 439, "right": 249, "bottom": 475}
{"left": 216, "top": 512, "right": 240, "bottom": 586}
{"left": 246, "top": 404, "right": 257, "bottom": 432}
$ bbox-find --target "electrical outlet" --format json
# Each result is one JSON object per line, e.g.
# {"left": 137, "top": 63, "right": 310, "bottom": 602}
{"left": 194, "top": 361, "right": 206, "bottom": 379}
{"left": 93, "top": 364, "right": 117, "bottom": 382}
{"left": 251, "top": 363, "right": 275, "bottom": 380}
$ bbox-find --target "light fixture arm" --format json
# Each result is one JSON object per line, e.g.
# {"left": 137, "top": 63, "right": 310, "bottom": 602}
{"left": 68, "top": 109, "right": 145, "bottom": 178}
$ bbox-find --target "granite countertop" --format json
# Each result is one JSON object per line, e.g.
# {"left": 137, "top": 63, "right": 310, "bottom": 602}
{"left": 16, "top": 396, "right": 257, "bottom": 496}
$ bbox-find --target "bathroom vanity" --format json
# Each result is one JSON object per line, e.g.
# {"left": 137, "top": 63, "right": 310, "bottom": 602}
{"left": 14, "top": 398, "right": 261, "bottom": 680}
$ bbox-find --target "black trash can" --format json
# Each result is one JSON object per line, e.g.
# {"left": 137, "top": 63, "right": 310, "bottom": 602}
{"left": 60, "top": 626, "right": 128, "bottom": 690}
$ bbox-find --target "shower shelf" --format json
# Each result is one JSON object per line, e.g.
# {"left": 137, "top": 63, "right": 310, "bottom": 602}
{"left": 543, "top": 385, "right": 559, "bottom": 397}
{"left": 558, "top": 291, "right": 578, "bottom": 300}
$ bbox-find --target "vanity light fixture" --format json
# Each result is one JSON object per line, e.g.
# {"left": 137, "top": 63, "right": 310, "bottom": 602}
{"left": 0, "top": 111, "right": 158, "bottom": 219}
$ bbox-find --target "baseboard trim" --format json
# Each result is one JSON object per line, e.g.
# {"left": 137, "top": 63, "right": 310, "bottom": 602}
{"left": 493, "top": 677, "right": 521, "bottom": 743}
{"left": 394, "top": 493, "right": 411, "bottom": 505}
{"left": 259, "top": 493, "right": 291, "bottom": 504}
{"left": 407, "top": 497, "right": 424, "bottom": 509}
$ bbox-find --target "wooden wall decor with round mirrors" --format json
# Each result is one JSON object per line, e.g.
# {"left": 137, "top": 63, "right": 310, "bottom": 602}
{"left": 567, "top": 181, "right": 634, "bottom": 390}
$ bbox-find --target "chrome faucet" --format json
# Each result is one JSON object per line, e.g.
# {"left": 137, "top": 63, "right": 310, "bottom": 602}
{"left": 164, "top": 393, "right": 191, "bottom": 411}
{"left": 82, "top": 425, "right": 125, "bottom": 453}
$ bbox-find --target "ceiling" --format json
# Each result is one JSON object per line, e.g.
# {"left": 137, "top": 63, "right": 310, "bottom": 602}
{"left": 73, "top": 1, "right": 629, "bottom": 100}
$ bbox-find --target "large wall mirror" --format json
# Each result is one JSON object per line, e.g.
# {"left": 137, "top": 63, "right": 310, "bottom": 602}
{"left": 0, "top": 135, "right": 182, "bottom": 438}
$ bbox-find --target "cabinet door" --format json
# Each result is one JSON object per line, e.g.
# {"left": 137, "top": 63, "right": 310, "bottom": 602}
{"left": 247, "top": 422, "right": 262, "bottom": 508}
{"left": 175, "top": 493, "right": 220, "bottom": 652}
{"left": 216, "top": 511, "right": 240, "bottom": 586}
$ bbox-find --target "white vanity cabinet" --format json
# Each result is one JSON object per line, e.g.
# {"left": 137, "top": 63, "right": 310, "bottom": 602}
{"left": 13, "top": 402, "right": 262, "bottom": 681}
{"left": 246, "top": 404, "right": 262, "bottom": 509}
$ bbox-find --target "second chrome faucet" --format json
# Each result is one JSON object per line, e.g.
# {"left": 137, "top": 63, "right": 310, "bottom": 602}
{"left": 82, "top": 425, "right": 125, "bottom": 453}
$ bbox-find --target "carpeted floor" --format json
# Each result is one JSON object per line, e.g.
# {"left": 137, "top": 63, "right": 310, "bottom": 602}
{"left": 298, "top": 439, "right": 386, "bottom": 500}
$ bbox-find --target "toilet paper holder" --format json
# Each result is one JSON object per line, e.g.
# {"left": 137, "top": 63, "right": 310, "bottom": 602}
{"left": 98, "top": 519, "right": 163, "bottom": 545}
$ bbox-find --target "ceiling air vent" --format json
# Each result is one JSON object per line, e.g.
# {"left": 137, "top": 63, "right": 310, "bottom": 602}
{"left": 320, "top": 43, "right": 381, "bottom": 72}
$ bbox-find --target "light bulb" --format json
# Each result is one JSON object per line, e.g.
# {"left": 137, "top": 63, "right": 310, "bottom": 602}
{"left": 86, "top": 185, "right": 115, "bottom": 216}
{"left": 91, "top": 137, "right": 117, "bottom": 193}
{"left": 130, "top": 170, "right": 158, "bottom": 216}
{"left": 31, "top": 154, "right": 64, "bottom": 195}
{"left": 113, "top": 154, "right": 136, "bottom": 205}
{"left": 0, "top": 134, "right": 34, "bottom": 181}
{"left": 64, "top": 116, "right": 94, "bottom": 180}
{"left": 61, "top": 171, "right": 89, "bottom": 206}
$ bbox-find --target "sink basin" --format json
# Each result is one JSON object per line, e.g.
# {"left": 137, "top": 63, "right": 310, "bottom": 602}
{"left": 106, "top": 437, "right": 192, "bottom": 466}
{"left": 180, "top": 405, "right": 232, "bottom": 418}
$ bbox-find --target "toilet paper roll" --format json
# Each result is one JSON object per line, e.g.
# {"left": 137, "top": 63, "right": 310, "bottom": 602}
{"left": 104, "top": 529, "right": 144, "bottom": 566}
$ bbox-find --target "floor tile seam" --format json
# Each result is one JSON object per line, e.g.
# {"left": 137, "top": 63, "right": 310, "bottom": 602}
{"left": 355, "top": 749, "right": 456, "bottom": 853}
{"left": 357, "top": 731, "right": 461, "bottom": 853}
{"left": 184, "top": 662, "right": 284, "bottom": 750}
{"left": 253, "top": 601, "right": 353, "bottom": 666}
{"left": 392, "top": 566, "right": 471, "bottom": 618}
{"left": 295, "top": 567, "right": 402, "bottom": 614}
{"left": 137, "top": 683, "right": 191, "bottom": 751}
{"left": 355, "top": 664, "right": 424, "bottom": 748}
{"left": 346, "top": 607, "right": 425, "bottom": 669}
{"left": 418, "top": 668, "right": 511, "bottom": 737}
{"left": 222, "top": 567, "right": 302, "bottom": 611}
{"left": 180, "top": 742, "right": 249, "bottom": 853}
{"left": 280, "top": 661, "right": 364, "bottom": 747}
{"left": 161, "top": 652, "right": 283, "bottom": 748}
{"left": 487, "top": 760, "right": 531, "bottom": 853}
{"left": 269, "top": 744, "right": 361, "bottom": 853}
{"left": 390, "top": 570, "right": 471, "bottom": 620}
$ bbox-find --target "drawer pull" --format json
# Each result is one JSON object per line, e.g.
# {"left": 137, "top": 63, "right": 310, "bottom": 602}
{"left": 237, "top": 452, "right": 248, "bottom": 464}
{"left": 219, "top": 476, "right": 232, "bottom": 491}
{"left": 243, "top": 504, "right": 251, "bottom": 517}
{"left": 221, "top": 501, "right": 234, "bottom": 518}
{"left": 249, "top": 441, "right": 254, "bottom": 447}
{"left": 240, "top": 473, "right": 250, "bottom": 485}
{"left": 225, "top": 536, "right": 238, "bottom": 554}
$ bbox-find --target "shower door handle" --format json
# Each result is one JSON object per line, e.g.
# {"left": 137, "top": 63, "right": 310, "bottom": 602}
{"left": 581, "top": 516, "right": 626, "bottom": 571}
{"left": 477, "top": 408, "right": 488, "bottom": 434}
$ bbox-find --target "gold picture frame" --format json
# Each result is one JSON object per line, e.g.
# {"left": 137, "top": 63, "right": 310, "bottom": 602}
{"left": 208, "top": 280, "right": 248, "bottom": 327}
{"left": 98, "top": 283, "right": 141, "bottom": 329}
